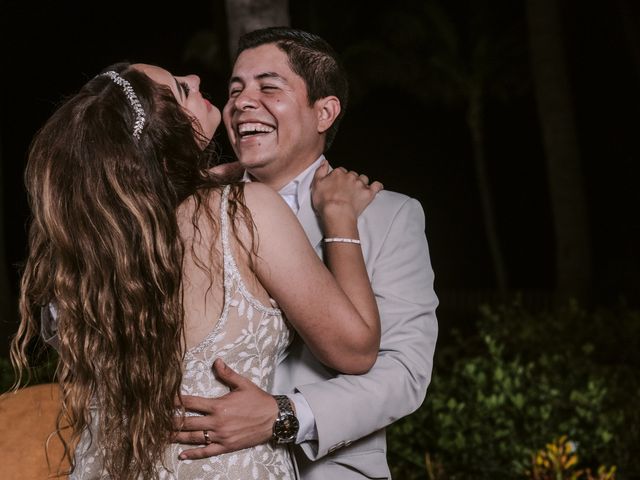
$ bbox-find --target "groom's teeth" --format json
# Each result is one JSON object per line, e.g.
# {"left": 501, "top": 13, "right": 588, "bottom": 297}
{"left": 238, "top": 123, "right": 275, "bottom": 136}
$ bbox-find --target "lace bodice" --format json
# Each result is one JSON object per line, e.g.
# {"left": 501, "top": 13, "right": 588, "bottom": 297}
{"left": 70, "top": 185, "right": 295, "bottom": 479}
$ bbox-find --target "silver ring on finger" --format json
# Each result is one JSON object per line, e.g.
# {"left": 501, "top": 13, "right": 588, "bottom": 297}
{"left": 203, "top": 430, "right": 212, "bottom": 445}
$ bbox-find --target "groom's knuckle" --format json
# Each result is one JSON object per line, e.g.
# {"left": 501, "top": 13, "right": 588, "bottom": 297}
{"left": 208, "top": 403, "right": 221, "bottom": 417}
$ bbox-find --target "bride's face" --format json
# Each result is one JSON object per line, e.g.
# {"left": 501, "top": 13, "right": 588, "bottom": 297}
{"left": 133, "top": 63, "right": 221, "bottom": 145}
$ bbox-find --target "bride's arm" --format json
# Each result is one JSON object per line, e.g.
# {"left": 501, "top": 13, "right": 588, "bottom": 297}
{"left": 244, "top": 170, "right": 382, "bottom": 375}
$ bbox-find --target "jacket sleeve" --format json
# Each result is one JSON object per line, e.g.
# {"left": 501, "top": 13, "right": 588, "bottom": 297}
{"left": 296, "top": 196, "right": 439, "bottom": 459}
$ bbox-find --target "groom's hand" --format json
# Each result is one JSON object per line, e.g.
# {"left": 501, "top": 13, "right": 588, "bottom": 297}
{"left": 172, "top": 359, "right": 278, "bottom": 460}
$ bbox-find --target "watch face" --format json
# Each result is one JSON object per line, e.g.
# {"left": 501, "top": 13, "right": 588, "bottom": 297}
{"left": 274, "top": 414, "right": 299, "bottom": 442}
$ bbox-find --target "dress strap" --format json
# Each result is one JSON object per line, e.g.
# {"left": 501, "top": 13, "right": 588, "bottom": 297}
{"left": 220, "top": 185, "right": 236, "bottom": 305}
{"left": 220, "top": 185, "right": 233, "bottom": 272}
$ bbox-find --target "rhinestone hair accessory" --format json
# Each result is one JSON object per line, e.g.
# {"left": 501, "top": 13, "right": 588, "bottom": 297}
{"left": 99, "top": 71, "right": 146, "bottom": 140}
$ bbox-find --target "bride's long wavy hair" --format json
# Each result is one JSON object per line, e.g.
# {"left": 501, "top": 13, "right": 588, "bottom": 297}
{"left": 10, "top": 62, "right": 249, "bottom": 479}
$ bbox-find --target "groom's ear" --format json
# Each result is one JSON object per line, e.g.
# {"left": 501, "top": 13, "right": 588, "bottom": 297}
{"left": 315, "top": 96, "right": 341, "bottom": 134}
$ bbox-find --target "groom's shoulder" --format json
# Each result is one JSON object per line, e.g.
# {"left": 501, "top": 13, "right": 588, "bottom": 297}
{"left": 367, "top": 188, "right": 423, "bottom": 218}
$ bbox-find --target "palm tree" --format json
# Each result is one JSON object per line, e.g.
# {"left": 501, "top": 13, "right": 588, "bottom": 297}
{"left": 526, "top": 0, "right": 591, "bottom": 302}
{"left": 342, "top": 0, "right": 527, "bottom": 295}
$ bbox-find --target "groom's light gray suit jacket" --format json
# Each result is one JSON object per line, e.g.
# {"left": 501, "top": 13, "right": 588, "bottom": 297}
{"left": 275, "top": 173, "right": 439, "bottom": 480}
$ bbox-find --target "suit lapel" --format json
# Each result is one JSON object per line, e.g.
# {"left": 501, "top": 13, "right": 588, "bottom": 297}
{"left": 297, "top": 190, "right": 323, "bottom": 253}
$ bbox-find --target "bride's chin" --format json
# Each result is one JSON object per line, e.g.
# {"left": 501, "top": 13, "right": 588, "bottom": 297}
{"left": 197, "top": 138, "right": 212, "bottom": 150}
{"left": 194, "top": 128, "right": 215, "bottom": 150}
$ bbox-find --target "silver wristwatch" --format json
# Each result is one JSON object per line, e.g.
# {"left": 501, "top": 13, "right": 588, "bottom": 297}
{"left": 272, "top": 395, "right": 299, "bottom": 444}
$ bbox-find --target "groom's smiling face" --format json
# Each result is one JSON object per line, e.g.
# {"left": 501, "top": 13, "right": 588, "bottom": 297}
{"left": 223, "top": 43, "right": 325, "bottom": 188}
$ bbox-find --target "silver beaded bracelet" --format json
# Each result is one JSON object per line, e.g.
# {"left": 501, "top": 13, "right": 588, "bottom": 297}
{"left": 323, "top": 237, "right": 361, "bottom": 244}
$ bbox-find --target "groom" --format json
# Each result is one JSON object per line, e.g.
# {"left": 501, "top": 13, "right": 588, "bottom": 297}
{"left": 175, "top": 27, "right": 439, "bottom": 479}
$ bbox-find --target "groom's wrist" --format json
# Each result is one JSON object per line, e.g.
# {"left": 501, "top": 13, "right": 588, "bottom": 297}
{"left": 272, "top": 395, "right": 299, "bottom": 444}
{"left": 288, "top": 392, "right": 318, "bottom": 443}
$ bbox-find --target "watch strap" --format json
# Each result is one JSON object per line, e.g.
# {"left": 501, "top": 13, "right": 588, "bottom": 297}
{"left": 272, "top": 394, "right": 299, "bottom": 444}
{"left": 274, "top": 395, "right": 294, "bottom": 416}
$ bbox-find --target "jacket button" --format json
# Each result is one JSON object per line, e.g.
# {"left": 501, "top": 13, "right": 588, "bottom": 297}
{"left": 328, "top": 441, "right": 345, "bottom": 453}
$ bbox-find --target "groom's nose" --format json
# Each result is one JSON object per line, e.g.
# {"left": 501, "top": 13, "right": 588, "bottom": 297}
{"left": 233, "top": 89, "right": 259, "bottom": 111}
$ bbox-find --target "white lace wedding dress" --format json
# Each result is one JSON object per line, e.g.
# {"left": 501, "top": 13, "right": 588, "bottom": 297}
{"left": 70, "top": 185, "right": 296, "bottom": 479}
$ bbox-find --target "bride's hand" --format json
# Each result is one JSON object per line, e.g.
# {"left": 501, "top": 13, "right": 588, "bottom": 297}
{"left": 311, "top": 161, "right": 384, "bottom": 223}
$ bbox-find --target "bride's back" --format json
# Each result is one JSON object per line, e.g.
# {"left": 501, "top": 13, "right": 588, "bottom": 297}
{"left": 177, "top": 185, "right": 278, "bottom": 351}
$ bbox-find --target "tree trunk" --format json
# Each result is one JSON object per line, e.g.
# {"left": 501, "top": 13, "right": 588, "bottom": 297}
{"left": 616, "top": 0, "right": 640, "bottom": 83}
{"left": 225, "top": 0, "right": 290, "bottom": 60}
{"left": 467, "top": 84, "right": 509, "bottom": 296}
{"left": 526, "top": 0, "right": 591, "bottom": 303}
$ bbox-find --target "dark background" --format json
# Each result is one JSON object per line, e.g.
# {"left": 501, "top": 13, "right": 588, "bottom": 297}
{"left": 2, "top": 0, "right": 639, "bottom": 355}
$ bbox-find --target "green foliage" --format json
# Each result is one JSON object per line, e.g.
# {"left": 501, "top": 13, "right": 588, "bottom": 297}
{"left": 0, "top": 348, "right": 58, "bottom": 393}
{"left": 388, "top": 301, "right": 640, "bottom": 479}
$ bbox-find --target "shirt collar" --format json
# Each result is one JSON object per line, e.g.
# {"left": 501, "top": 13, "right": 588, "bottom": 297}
{"left": 241, "top": 155, "right": 326, "bottom": 214}
{"left": 292, "top": 155, "right": 325, "bottom": 200}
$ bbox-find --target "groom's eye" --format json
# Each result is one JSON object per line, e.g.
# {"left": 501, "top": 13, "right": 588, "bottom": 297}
{"left": 179, "top": 81, "right": 190, "bottom": 96}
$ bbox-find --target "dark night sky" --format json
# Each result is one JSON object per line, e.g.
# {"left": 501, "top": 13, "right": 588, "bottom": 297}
{"left": 2, "top": 0, "right": 640, "bottom": 322}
